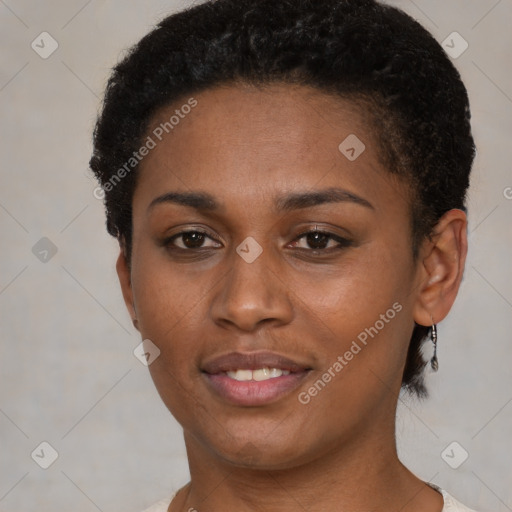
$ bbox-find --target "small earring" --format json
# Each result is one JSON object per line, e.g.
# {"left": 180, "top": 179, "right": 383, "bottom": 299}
{"left": 430, "top": 317, "right": 439, "bottom": 372}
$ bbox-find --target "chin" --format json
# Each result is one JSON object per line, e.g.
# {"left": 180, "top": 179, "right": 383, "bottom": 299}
{"left": 192, "top": 422, "right": 317, "bottom": 471}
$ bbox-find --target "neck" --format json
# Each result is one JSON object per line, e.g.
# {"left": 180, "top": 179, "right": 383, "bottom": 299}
{"left": 172, "top": 422, "right": 443, "bottom": 512}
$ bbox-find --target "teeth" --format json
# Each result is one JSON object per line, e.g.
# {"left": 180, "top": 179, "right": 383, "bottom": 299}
{"left": 226, "top": 368, "right": 291, "bottom": 381}
{"left": 226, "top": 369, "right": 253, "bottom": 381}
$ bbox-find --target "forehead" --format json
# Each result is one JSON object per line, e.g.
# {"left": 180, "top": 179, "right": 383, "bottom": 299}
{"left": 134, "top": 83, "right": 406, "bottom": 216}
{"left": 145, "top": 83, "right": 372, "bottom": 164}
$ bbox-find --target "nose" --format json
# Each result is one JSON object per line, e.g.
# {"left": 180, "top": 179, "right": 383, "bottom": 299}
{"left": 209, "top": 244, "right": 294, "bottom": 332}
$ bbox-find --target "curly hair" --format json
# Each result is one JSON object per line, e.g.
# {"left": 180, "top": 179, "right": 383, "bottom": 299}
{"left": 90, "top": 0, "right": 476, "bottom": 397}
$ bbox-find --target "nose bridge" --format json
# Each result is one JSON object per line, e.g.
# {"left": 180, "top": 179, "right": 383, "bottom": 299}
{"left": 210, "top": 239, "right": 293, "bottom": 331}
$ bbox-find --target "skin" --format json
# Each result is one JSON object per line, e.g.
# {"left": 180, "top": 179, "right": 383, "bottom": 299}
{"left": 116, "top": 83, "right": 467, "bottom": 512}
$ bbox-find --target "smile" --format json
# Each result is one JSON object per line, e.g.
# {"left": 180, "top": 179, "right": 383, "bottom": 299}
{"left": 225, "top": 368, "right": 291, "bottom": 381}
{"left": 201, "top": 351, "right": 312, "bottom": 406}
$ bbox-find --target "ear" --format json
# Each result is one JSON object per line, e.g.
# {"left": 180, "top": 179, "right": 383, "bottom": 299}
{"left": 115, "top": 242, "right": 139, "bottom": 331}
{"left": 413, "top": 209, "right": 468, "bottom": 326}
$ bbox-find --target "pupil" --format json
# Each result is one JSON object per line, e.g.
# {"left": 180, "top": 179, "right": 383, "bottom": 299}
{"left": 184, "top": 232, "right": 205, "bottom": 248}
{"left": 307, "top": 232, "right": 328, "bottom": 249}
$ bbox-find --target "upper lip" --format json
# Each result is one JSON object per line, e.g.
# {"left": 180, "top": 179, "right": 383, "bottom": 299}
{"left": 201, "top": 351, "right": 311, "bottom": 374}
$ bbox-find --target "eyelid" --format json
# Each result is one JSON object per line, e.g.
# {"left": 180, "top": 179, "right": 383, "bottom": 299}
{"left": 290, "top": 228, "right": 352, "bottom": 250}
{"left": 163, "top": 227, "right": 222, "bottom": 249}
{"left": 163, "top": 226, "right": 352, "bottom": 252}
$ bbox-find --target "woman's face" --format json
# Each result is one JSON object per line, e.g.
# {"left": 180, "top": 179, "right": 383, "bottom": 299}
{"left": 122, "top": 83, "right": 425, "bottom": 469}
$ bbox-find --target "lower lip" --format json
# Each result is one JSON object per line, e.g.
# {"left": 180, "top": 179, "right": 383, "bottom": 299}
{"left": 203, "top": 371, "right": 310, "bottom": 406}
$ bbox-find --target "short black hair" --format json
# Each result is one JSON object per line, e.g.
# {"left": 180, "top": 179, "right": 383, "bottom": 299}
{"left": 90, "top": 0, "right": 476, "bottom": 397}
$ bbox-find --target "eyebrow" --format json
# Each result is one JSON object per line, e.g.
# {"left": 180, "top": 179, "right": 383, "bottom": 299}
{"left": 147, "top": 187, "right": 374, "bottom": 213}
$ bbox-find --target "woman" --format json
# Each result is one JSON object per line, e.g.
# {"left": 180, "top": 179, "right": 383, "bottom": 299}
{"left": 90, "top": 0, "right": 477, "bottom": 510}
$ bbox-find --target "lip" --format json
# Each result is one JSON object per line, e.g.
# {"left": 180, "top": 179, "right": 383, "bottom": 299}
{"left": 202, "top": 351, "right": 311, "bottom": 374}
{"left": 201, "top": 351, "right": 312, "bottom": 406}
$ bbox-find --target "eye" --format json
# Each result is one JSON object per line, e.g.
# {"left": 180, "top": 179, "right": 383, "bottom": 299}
{"left": 289, "top": 229, "right": 352, "bottom": 252}
{"left": 163, "top": 228, "right": 352, "bottom": 253}
{"left": 165, "top": 230, "right": 222, "bottom": 250}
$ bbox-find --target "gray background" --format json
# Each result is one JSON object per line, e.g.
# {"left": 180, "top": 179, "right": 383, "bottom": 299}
{"left": 1, "top": 1, "right": 511, "bottom": 511}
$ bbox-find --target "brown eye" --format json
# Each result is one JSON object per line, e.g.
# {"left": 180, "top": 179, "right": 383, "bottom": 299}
{"left": 166, "top": 230, "right": 221, "bottom": 250}
{"left": 303, "top": 231, "right": 331, "bottom": 250}
{"left": 291, "top": 230, "right": 352, "bottom": 252}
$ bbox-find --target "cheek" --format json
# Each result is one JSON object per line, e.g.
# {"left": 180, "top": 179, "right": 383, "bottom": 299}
{"left": 129, "top": 253, "right": 210, "bottom": 423}
{"left": 129, "top": 244, "right": 204, "bottom": 364}
{"left": 303, "top": 238, "right": 412, "bottom": 323}
{"left": 303, "top": 239, "right": 415, "bottom": 384}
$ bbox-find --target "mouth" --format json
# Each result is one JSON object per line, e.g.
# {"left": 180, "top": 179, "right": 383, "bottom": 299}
{"left": 201, "top": 351, "right": 312, "bottom": 406}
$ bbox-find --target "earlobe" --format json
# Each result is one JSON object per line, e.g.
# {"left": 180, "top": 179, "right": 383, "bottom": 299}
{"left": 115, "top": 245, "right": 139, "bottom": 331}
{"left": 413, "top": 209, "right": 468, "bottom": 327}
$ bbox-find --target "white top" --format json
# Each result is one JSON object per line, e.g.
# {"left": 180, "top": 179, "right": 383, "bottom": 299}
{"left": 141, "top": 485, "right": 478, "bottom": 511}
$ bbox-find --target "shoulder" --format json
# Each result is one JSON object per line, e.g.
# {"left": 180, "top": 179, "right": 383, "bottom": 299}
{"left": 140, "top": 496, "right": 174, "bottom": 512}
{"left": 437, "top": 487, "right": 479, "bottom": 512}
{"left": 441, "top": 490, "right": 479, "bottom": 512}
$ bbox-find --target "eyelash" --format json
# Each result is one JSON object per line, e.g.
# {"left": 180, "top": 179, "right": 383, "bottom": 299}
{"left": 163, "top": 228, "right": 352, "bottom": 254}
